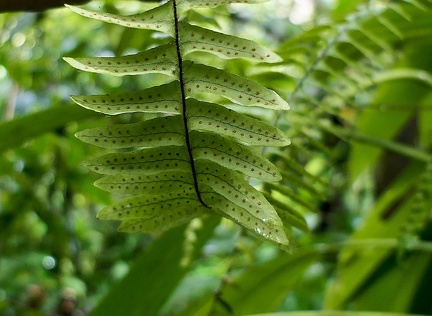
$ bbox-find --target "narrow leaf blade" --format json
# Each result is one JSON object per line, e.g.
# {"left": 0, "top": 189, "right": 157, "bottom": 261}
{"left": 65, "top": 2, "right": 175, "bottom": 37}
{"left": 181, "top": 23, "right": 281, "bottom": 63}
{"left": 184, "top": 63, "right": 289, "bottom": 110}
{"left": 117, "top": 202, "right": 206, "bottom": 233}
{"left": 177, "top": 0, "right": 268, "bottom": 13}
{"left": 97, "top": 191, "right": 203, "bottom": 221}
{"left": 196, "top": 161, "right": 289, "bottom": 246}
{"left": 95, "top": 171, "right": 194, "bottom": 195}
{"left": 84, "top": 146, "right": 190, "bottom": 175}
{"left": 203, "top": 189, "right": 287, "bottom": 245}
{"left": 76, "top": 115, "right": 184, "bottom": 149}
{"left": 64, "top": 44, "right": 177, "bottom": 77}
{"left": 70, "top": 82, "right": 181, "bottom": 115}
{"left": 187, "top": 99, "right": 290, "bottom": 146}
{"left": 191, "top": 131, "right": 281, "bottom": 181}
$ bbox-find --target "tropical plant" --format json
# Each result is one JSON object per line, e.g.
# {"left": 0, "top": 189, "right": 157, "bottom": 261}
{"left": 63, "top": 0, "right": 299, "bottom": 249}
{"left": 1, "top": 0, "right": 432, "bottom": 315}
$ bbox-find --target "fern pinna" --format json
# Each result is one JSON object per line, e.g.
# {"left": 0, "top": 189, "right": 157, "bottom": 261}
{"left": 64, "top": 0, "right": 292, "bottom": 248}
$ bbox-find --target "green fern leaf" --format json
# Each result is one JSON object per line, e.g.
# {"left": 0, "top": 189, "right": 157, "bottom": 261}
{"left": 187, "top": 99, "right": 290, "bottom": 146}
{"left": 65, "top": 3, "right": 175, "bottom": 36}
{"left": 181, "top": 23, "right": 282, "bottom": 62}
{"left": 202, "top": 191, "right": 288, "bottom": 244}
{"left": 64, "top": 44, "right": 178, "bottom": 77}
{"left": 76, "top": 116, "right": 184, "bottom": 149}
{"left": 177, "top": 0, "right": 268, "bottom": 13}
{"left": 66, "top": 0, "right": 293, "bottom": 248}
{"left": 84, "top": 146, "right": 190, "bottom": 175}
{"left": 94, "top": 171, "right": 194, "bottom": 195}
{"left": 185, "top": 62, "right": 289, "bottom": 109}
{"left": 70, "top": 82, "right": 181, "bottom": 115}
{"left": 190, "top": 131, "right": 281, "bottom": 181}
{"left": 196, "top": 160, "right": 275, "bottom": 211}
{"left": 102, "top": 193, "right": 207, "bottom": 232}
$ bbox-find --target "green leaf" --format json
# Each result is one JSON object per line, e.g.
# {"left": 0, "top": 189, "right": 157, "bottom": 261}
{"left": 203, "top": 191, "right": 287, "bottom": 245}
{"left": 97, "top": 191, "right": 205, "bottom": 233}
{"left": 184, "top": 62, "right": 289, "bottom": 110}
{"left": 118, "top": 207, "right": 205, "bottom": 233}
{"left": 191, "top": 131, "right": 281, "bottom": 181}
{"left": 76, "top": 115, "right": 184, "bottom": 149}
{"left": 196, "top": 160, "right": 289, "bottom": 246}
{"left": 70, "top": 82, "right": 181, "bottom": 115}
{"left": 84, "top": 145, "right": 190, "bottom": 175}
{"left": 66, "top": 0, "right": 297, "bottom": 246}
{"left": 88, "top": 216, "right": 220, "bottom": 316}
{"left": 177, "top": 0, "right": 268, "bottom": 13}
{"left": 65, "top": 2, "right": 175, "bottom": 37}
{"left": 217, "top": 250, "right": 319, "bottom": 315}
{"left": 180, "top": 23, "right": 282, "bottom": 63}
{"left": 197, "top": 161, "right": 276, "bottom": 217}
{"left": 64, "top": 44, "right": 177, "bottom": 77}
{"left": 94, "top": 171, "right": 194, "bottom": 195}
{"left": 351, "top": 253, "right": 432, "bottom": 312}
{"left": 187, "top": 99, "right": 290, "bottom": 147}
{"left": 264, "top": 193, "right": 309, "bottom": 233}
{"left": 267, "top": 182, "right": 318, "bottom": 212}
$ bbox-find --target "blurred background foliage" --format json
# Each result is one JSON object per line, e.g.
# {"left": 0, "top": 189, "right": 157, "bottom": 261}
{"left": 0, "top": 0, "right": 432, "bottom": 315}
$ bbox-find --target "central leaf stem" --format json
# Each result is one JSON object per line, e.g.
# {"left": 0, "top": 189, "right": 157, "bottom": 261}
{"left": 172, "top": 0, "right": 209, "bottom": 208}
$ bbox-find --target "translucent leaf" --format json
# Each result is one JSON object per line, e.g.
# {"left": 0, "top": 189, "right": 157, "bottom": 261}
{"left": 190, "top": 131, "right": 281, "bottom": 181}
{"left": 177, "top": 0, "right": 268, "bottom": 13}
{"left": 65, "top": 2, "right": 175, "bottom": 37}
{"left": 70, "top": 82, "right": 181, "bottom": 115}
{"left": 187, "top": 99, "right": 290, "bottom": 146}
{"left": 76, "top": 115, "right": 185, "bottom": 149}
{"left": 184, "top": 62, "right": 289, "bottom": 110}
{"left": 95, "top": 171, "right": 194, "bottom": 195}
{"left": 196, "top": 161, "right": 282, "bottom": 226}
{"left": 97, "top": 191, "right": 201, "bottom": 220}
{"left": 98, "top": 193, "right": 207, "bottom": 233}
{"left": 65, "top": 0, "right": 296, "bottom": 245}
{"left": 201, "top": 188, "right": 288, "bottom": 245}
{"left": 118, "top": 205, "right": 204, "bottom": 233}
{"left": 180, "top": 23, "right": 281, "bottom": 63}
{"left": 63, "top": 44, "right": 177, "bottom": 77}
{"left": 84, "top": 146, "right": 190, "bottom": 175}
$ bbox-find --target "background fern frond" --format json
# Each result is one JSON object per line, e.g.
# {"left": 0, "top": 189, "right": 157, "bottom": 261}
{"left": 255, "top": 0, "right": 432, "bottom": 230}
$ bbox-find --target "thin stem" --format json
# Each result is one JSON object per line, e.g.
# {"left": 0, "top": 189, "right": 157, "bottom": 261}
{"left": 314, "top": 238, "right": 432, "bottom": 253}
{"left": 320, "top": 122, "right": 432, "bottom": 163}
{"left": 172, "top": 0, "right": 208, "bottom": 208}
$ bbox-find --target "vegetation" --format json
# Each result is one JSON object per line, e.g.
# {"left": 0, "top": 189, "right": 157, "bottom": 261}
{"left": 0, "top": 0, "right": 431, "bottom": 315}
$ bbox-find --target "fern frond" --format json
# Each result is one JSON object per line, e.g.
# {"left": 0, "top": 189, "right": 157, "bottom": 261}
{"left": 399, "top": 161, "right": 432, "bottom": 246}
{"left": 66, "top": 0, "right": 293, "bottom": 247}
{"left": 259, "top": 0, "right": 432, "bottom": 222}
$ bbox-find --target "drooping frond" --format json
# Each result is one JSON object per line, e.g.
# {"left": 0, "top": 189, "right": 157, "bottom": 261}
{"left": 65, "top": 0, "right": 294, "bottom": 248}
